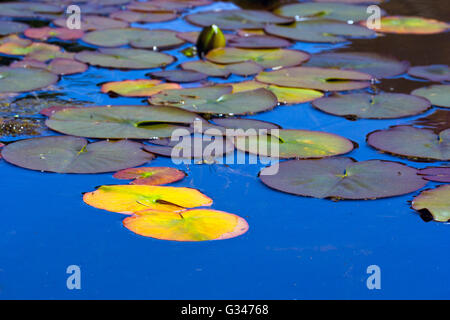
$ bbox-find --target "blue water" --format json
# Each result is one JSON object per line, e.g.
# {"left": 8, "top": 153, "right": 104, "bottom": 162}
{"left": 0, "top": 1, "right": 449, "bottom": 299}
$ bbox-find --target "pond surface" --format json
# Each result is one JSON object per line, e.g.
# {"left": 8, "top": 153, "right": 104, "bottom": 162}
{"left": 0, "top": 0, "right": 448, "bottom": 299}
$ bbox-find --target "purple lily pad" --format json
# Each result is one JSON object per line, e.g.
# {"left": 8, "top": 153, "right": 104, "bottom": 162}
{"left": 418, "top": 167, "right": 450, "bottom": 183}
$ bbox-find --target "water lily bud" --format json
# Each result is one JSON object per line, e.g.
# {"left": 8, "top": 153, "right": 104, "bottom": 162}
{"left": 196, "top": 24, "right": 226, "bottom": 58}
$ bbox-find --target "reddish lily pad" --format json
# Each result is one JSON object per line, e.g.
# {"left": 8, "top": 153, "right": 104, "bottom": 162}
{"left": 53, "top": 15, "right": 129, "bottom": 31}
{"left": 418, "top": 167, "right": 450, "bottom": 183}
{"left": 1, "top": 136, "right": 154, "bottom": 173}
{"left": 256, "top": 67, "right": 372, "bottom": 91}
{"left": 265, "top": 20, "right": 375, "bottom": 43}
{"left": 363, "top": 16, "right": 450, "bottom": 34}
{"left": 412, "top": 85, "right": 450, "bottom": 108}
{"left": 259, "top": 157, "right": 428, "bottom": 200}
{"left": 181, "top": 60, "right": 263, "bottom": 77}
{"left": 149, "top": 70, "right": 208, "bottom": 82}
{"left": 0, "top": 21, "right": 28, "bottom": 36}
{"left": 75, "top": 48, "right": 174, "bottom": 69}
{"left": 11, "top": 58, "right": 88, "bottom": 75}
{"left": 228, "top": 35, "right": 292, "bottom": 49}
{"left": 123, "top": 209, "right": 249, "bottom": 241}
{"left": 0, "top": 67, "right": 58, "bottom": 93}
{"left": 113, "top": 167, "right": 185, "bottom": 185}
{"left": 304, "top": 52, "right": 409, "bottom": 79}
{"left": 110, "top": 10, "right": 177, "bottom": 23}
{"left": 24, "top": 27, "right": 84, "bottom": 41}
{"left": 367, "top": 126, "right": 450, "bottom": 161}
{"left": 312, "top": 93, "right": 431, "bottom": 119}
{"left": 83, "top": 184, "right": 213, "bottom": 214}
{"left": 411, "top": 185, "right": 450, "bottom": 222}
{"left": 101, "top": 80, "right": 181, "bottom": 97}
{"left": 127, "top": 0, "right": 211, "bottom": 11}
{"left": 40, "top": 105, "right": 81, "bottom": 117}
{"left": 185, "top": 9, "right": 293, "bottom": 30}
{"left": 408, "top": 65, "right": 450, "bottom": 82}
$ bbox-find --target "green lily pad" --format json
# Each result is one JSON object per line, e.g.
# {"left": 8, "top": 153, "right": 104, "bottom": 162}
{"left": 211, "top": 118, "right": 281, "bottom": 132}
{"left": 259, "top": 157, "right": 428, "bottom": 200}
{"left": 274, "top": 2, "right": 383, "bottom": 22}
{"left": 0, "top": 40, "right": 61, "bottom": 56}
{"left": 45, "top": 106, "right": 204, "bottom": 139}
{"left": 228, "top": 35, "right": 292, "bottom": 49}
{"left": 82, "top": 28, "right": 185, "bottom": 49}
{"left": 101, "top": 79, "right": 181, "bottom": 97}
{"left": 205, "top": 48, "right": 310, "bottom": 69}
{"left": 11, "top": 58, "right": 88, "bottom": 76}
{"left": 75, "top": 48, "right": 174, "bottom": 69}
{"left": 256, "top": 66, "right": 372, "bottom": 91}
{"left": 149, "top": 70, "right": 208, "bottom": 82}
{"left": 53, "top": 15, "right": 129, "bottom": 31}
{"left": 0, "top": 2, "right": 61, "bottom": 19}
{"left": 149, "top": 86, "right": 278, "bottom": 115}
{"left": 181, "top": 60, "right": 263, "bottom": 77}
{"left": 110, "top": 10, "right": 177, "bottom": 23}
{"left": 265, "top": 20, "right": 375, "bottom": 43}
{"left": 0, "top": 67, "right": 58, "bottom": 94}
{"left": 304, "top": 52, "right": 409, "bottom": 79}
{"left": 1, "top": 136, "right": 155, "bottom": 173}
{"left": 235, "top": 129, "right": 355, "bottom": 159}
{"left": 185, "top": 9, "right": 293, "bottom": 30}
{"left": 412, "top": 85, "right": 450, "bottom": 108}
{"left": 411, "top": 185, "right": 450, "bottom": 222}
{"left": 408, "top": 65, "right": 450, "bottom": 82}
{"left": 0, "top": 21, "right": 28, "bottom": 36}
{"left": 312, "top": 93, "right": 431, "bottom": 119}
{"left": 367, "top": 125, "right": 450, "bottom": 161}
{"left": 363, "top": 16, "right": 450, "bottom": 34}
{"left": 418, "top": 167, "right": 450, "bottom": 183}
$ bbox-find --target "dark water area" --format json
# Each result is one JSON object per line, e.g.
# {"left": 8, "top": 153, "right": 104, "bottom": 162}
{"left": 0, "top": 0, "right": 448, "bottom": 299}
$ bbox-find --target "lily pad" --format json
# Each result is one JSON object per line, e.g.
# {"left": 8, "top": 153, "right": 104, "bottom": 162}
{"left": 228, "top": 35, "right": 292, "bottom": 49}
{"left": 46, "top": 106, "right": 204, "bottom": 139}
{"left": 113, "top": 167, "right": 185, "bottom": 185}
{"left": 83, "top": 185, "right": 213, "bottom": 214}
{"left": 128, "top": 0, "right": 211, "bottom": 11}
{"left": 11, "top": 58, "right": 88, "bottom": 76}
{"left": 259, "top": 157, "right": 428, "bottom": 199}
{"left": 110, "top": 10, "right": 177, "bottom": 23}
{"left": 149, "top": 70, "right": 208, "bottom": 82}
{"left": 101, "top": 79, "right": 181, "bottom": 97}
{"left": 53, "top": 15, "right": 129, "bottom": 31}
{"left": 211, "top": 118, "right": 281, "bottom": 132}
{"left": 1, "top": 136, "right": 154, "bottom": 173}
{"left": 274, "top": 2, "right": 383, "bottom": 22}
{"left": 0, "top": 41, "right": 61, "bottom": 56}
{"left": 408, "top": 65, "right": 450, "bottom": 82}
{"left": 265, "top": 20, "right": 375, "bottom": 43}
{"left": 412, "top": 85, "right": 450, "bottom": 108}
{"left": 411, "top": 185, "right": 450, "bottom": 222}
{"left": 185, "top": 9, "right": 293, "bottom": 30}
{"left": 24, "top": 27, "right": 84, "bottom": 41}
{"left": 229, "top": 80, "right": 324, "bottom": 104}
{"left": 0, "top": 21, "right": 28, "bottom": 36}
{"left": 149, "top": 86, "right": 278, "bottom": 115}
{"left": 181, "top": 60, "right": 263, "bottom": 77}
{"left": 367, "top": 126, "right": 450, "bottom": 161}
{"left": 176, "top": 31, "right": 236, "bottom": 44}
{"left": 312, "top": 93, "right": 431, "bottom": 119}
{"left": 75, "top": 48, "right": 174, "bottom": 69}
{"left": 205, "top": 47, "right": 309, "bottom": 69}
{"left": 235, "top": 129, "right": 355, "bottom": 159}
{"left": 363, "top": 16, "right": 450, "bottom": 34}
{"left": 0, "top": 2, "right": 61, "bottom": 19}
{"left": 256, "top": 67, "right": 372, "bottom": 91}
{"left": 304, "top": 52, "right": 409, "bottom": 79}
{"left": 418, "top": 167, "right": 450, "bottom": 183}
{"left": 82, "top": 28, "right": 184, "bottom": 49}
{"left": 0, "top": 67, "right": 58, "bottom": 93}
{"left": 123, "top": 209, "right": 249, "bottom": 241}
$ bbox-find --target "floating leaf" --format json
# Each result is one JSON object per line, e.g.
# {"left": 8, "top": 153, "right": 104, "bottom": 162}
{"left": 408, "top": 65, "right": 450, "bottom": 82}
{"left": 412, "top": 85, "right": 450, "bottom": 108}
{"left": 127, "top": 0, "right": 212, "bottom": 11}
{"left": 274, "top": 2, "right": 382, "bottom": 22}
{"left": 259, "top": 158, "right": 427, "bottom": 199}
{"left": 101, "top": 80, "right": 181, "bottom": 97}
{"left": 1, "top": 136, "right": 154, "bottom": 173}
{"left": 24, "top": 27, "right": 84, "bottom": 41}
{"left": 110, "top": 10, "right": 177, "bottom": 23}
{"left": 205, "top": 47, "right": 309, "bottom": 69}
{"left": 185, "top": 9, "right": 293, "bottom": 30}
{"left": 367, "top": 126, "right": 450, "bottom": 161}
{"left": 256, "top": 67, "right": 372, "bottom": 91}
{"left": 235, "top": 129, "right": 355, "bottom": 159}
{"left": 113, "top": 167, "right": 185, "bottom": 185}
{"left": 229, "top": 80, "right": 324, "bottom": 104}
{"left": 363, "top": 16, "right": 450, "bottom": 34}
{"left": 211, "top": 118, "right": 281, "bottom": 131}
{"left": 312, "top": 93, "right": 431, "bottom": 119}
{"left": 0, "top": 41, "right": 60, "bottom": 56}
{"left": 123, "top": 209, "right": 249, "bottom": 241}
{"left": 40, "top": 105, "right": 81, "bottom": 117}
{"left": 83, "top": 185, "right": 213, "bottom": 214}
{"left": 82, "top": 28, "right": 184, "bottom": 49}
{"left": 304, "top": 52, "right": 409, "bottom": 79}
{"left": 149, "top": 86, "right": 278, "bottom": 115}
{"left": 418, "top": 167, "right": 450, "bottom": 183}
{"left": 0, "top": 2, "right": 61, "bottom": 19}
{"left": 181, "top": 60, "right": 263, "bottom": 77}
{"left": 46, "top": 106, "right": 204, "bottom": 139}
{"left": 53, "top": 15, "right": 129, "bottom": 31}
{"left": 75, "top": 48, "right": 174, "bottom": 69}
{"left": 411, "top": 185, "right": 450, "bottom": 222}
{"left": 149, "top": 70, "right": 208, "bottom": 82}
{"left": 265, "top": 20, "right": 375, "bottom": 43}
{"left": 228, "top": 35, "right": 292, "bottom": 49}
{"left": 0, "top": 67, "right": 58, "bottom": 93}
{"left": 11, "top": 58, "right": 88, "bottom": 75}
{"left": 0, "top": 21, "right": 28, "bottom": 36}
{"left": 176, "top": 31, "right": 236, "bottom": 44}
